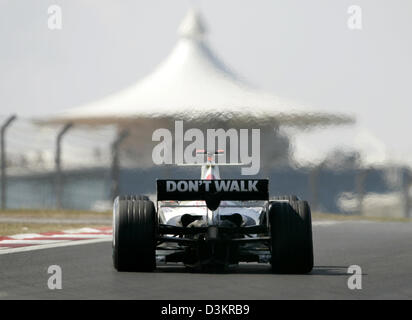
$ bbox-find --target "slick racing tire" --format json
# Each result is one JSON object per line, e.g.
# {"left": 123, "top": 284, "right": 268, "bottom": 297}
{"left": 113, "top": 196, "right": 157, "bottom": 272}
{"left": 268, "top": 200, "right": 313, "bottom": 274}
{"left": 119, "top": 195, "right": 150, "bottom": 201}
{"left": 271, "top": 195, "right": 299, "bottom": 202}
{"left": 259, "top": 195, "right": 299, "bottom": 226}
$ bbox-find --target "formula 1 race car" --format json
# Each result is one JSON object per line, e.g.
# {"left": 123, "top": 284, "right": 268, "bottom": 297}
{"left": 112, "top": 151, "right": 313, "bottom": 273}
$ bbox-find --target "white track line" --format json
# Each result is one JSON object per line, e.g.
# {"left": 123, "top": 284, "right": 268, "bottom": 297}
{"left": 312, "top": 221, "right": 340, "bottom": 226}
{"left": 20, "top": 234, "right": 113, "bottom": 239}
{"left": 8, "top": 233, "right": 43, "bottom": 239}
{"left": 63, "top": 228, "right": 109, "bottom": 234}
{"left": 0, "top": 239, "right": 69, "bottom": 245}
{"left": 0, "top": 238, "right": 111, "bottom": 255}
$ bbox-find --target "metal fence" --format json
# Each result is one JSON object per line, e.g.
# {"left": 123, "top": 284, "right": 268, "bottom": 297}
{"left": 0, "top": 115, "right": 117, "bottom": 210}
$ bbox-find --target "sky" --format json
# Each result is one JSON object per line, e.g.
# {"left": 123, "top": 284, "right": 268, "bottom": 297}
{"left": 0, "top": 0, "right": 411, "bottom": 167}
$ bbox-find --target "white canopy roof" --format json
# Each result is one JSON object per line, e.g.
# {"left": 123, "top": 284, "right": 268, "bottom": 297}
{"left": 49, "top": 9, "right": 353, "bottom": 127}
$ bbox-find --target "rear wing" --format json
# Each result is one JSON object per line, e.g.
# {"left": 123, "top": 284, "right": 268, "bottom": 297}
{"left": 157, "top": 179, "right": 269, "bottom": 202}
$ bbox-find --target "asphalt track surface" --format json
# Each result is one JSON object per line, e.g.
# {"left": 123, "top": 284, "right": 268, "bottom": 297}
{"left": 1, "top": 220, "right": 412, "bottom": 299}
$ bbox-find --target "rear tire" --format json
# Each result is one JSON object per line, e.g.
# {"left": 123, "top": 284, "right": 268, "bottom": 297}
{"left": 119, "top": 195, "right": 150, "bottom": 201}
{"left": 268, "top": 200, "right": 313, "bottom": 274}
{"left": 113, "top": 196, "right": 157, "bottom": 272}
{"left": 271, "top": 195, "right": 299, "bottom": 202}
{"left": 259, "top": 195, "right": 299, "bottom": 226}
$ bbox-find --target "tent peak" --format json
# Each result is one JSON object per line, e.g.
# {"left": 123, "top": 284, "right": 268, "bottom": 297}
{"left": 178, "top": 8, "right": 207, "bottom": 40}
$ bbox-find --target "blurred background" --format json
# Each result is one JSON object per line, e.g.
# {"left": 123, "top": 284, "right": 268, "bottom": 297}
{"left": 0, "top": 0, "right": 411, "bottom": 218}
